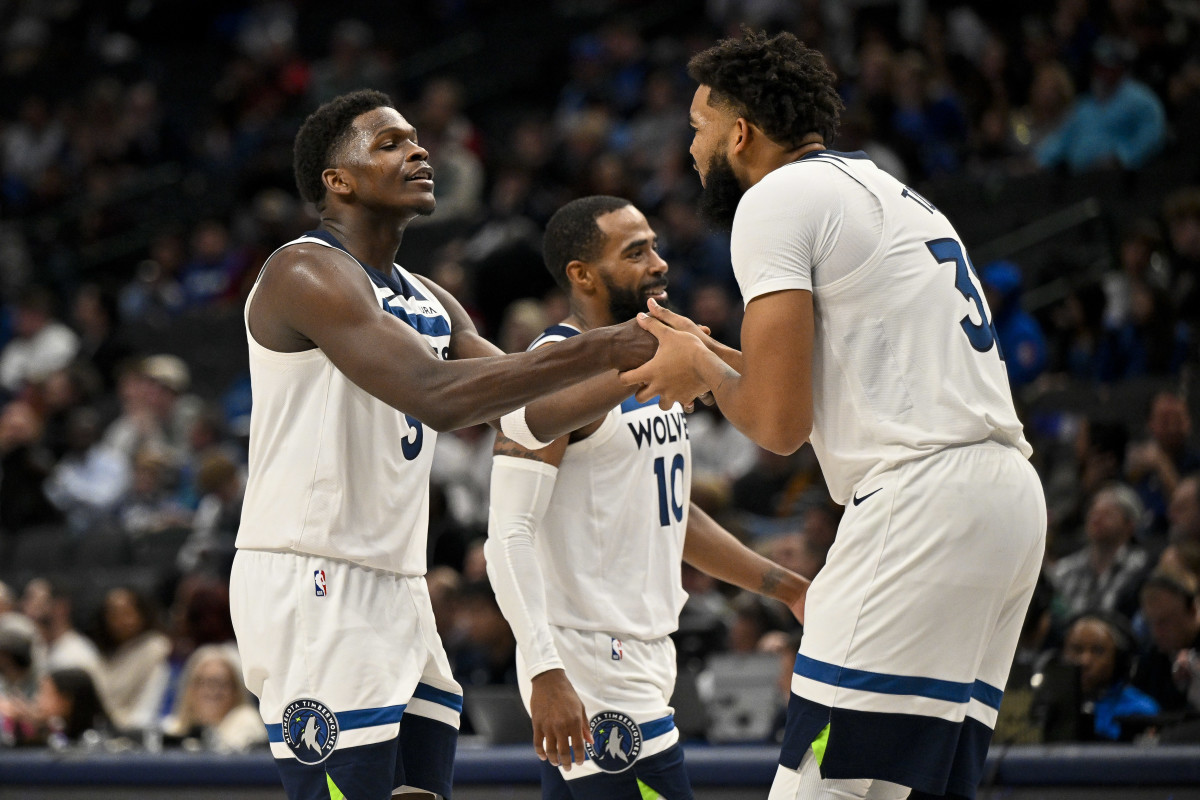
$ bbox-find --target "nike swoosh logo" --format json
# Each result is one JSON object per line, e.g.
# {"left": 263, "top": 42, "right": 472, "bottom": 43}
{"left": 852, "top": 487, "right": 883, "bottom": 506}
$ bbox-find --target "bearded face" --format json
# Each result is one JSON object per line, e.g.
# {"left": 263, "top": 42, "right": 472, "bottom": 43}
{"left": 697, "top": 150, "right": 747, "bottom": 231}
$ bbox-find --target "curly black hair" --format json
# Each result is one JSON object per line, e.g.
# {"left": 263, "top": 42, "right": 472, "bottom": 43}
{"left": 687, "top": 29, "right": 843, "bottom": 148}
{"left": 293, "top": 89, "right": 394, "bottom": 208}
{"left": 542, "top": 195, "right": 632, "bottom": 290}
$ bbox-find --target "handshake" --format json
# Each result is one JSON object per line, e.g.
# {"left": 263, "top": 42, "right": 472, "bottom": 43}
{"left": 609, "top": 299, "right": 727, "bottom": 412}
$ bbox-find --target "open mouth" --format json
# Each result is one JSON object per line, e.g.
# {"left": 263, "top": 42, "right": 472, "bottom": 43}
{"left": 405, "top": 166, "right": 434, "bottom": 182}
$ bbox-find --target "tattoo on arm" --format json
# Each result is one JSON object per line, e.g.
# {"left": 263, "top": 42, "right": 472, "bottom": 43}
{"left": 760, "top": 566, "right": 783, "bottom": 597}
{"left": 493, "top": 432, "right": 551, "bottom": 462}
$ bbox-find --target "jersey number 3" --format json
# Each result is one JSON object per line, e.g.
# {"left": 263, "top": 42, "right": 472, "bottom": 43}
{"left": 925, "top": 237, "right": 1003, "bottom": 358}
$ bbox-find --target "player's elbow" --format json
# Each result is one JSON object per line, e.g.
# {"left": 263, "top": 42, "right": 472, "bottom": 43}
{"left": 757, "top": 415, "right": 811, "bottom": 456}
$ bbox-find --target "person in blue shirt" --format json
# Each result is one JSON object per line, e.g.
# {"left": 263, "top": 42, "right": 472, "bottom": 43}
{"left": 1062, "top": 610, "right": 1161, "bottom": 741}
{"left": 1036, "top": 37, "right": 1166, "bottom": 173}
{"left": 982, "top": 260, "right": 1048, "bottom": 388}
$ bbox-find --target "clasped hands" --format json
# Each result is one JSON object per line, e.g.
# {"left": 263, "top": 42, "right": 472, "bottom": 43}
{"left": 620, "top": 298, "right": 719, "bottom": 411}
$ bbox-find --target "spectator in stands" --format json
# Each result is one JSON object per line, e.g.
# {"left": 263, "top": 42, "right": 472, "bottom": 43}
{"left": 1169, "top": 474, "right": 1200, "bottom": 547}
{"left": 1163, "top": 186, "right": 1200, "bottom": 328}
{"left": 1103, "top": 282, "right": 1189, "bottom": 379}
{"left": 1127, "top": 394, "right": 1200, "bottom": 542}
{"left": 19, "top": 578, "right": 100, "bottom": 678}
{"left": 43, "top": 407, "right": 131, "bottom": 536}
{"left": 161, "top": 644, "right": 266, "bottom": 752}
{"left": 0, "top": 399, "right": 61, "bottom": 534}
{"left": 118, "top": 231, "right": 187, "bottom": 326}
{"left": 1045, "top": 282, "right": 1109, "bottom": 381}
{"left": 1061, "top": 610, "right": 1159, "bottom": 741}
{"left": 0, "top": 612, "right": 41, "bottom": 704}
{"left": 1050, "top": 483, "right": 1151, "bottom": 621}
{"left": 31, "top": 667, "right": 111, "bottom": 747}
{"left": 1157, "top": 540, "right": 1200, "bottom": 585}
{"left": 1036, "top": 36, "right": 1167, "bottom": 172}
{"left": 1133, "top": 571, "right": 1200, "bottom": 713}
{"left": 0, "top": 583, "right": 12, "bottom": 615}
{"left": 102, "top": 355, "right": 202, "bottom": 468}
{"left": 412, "top": 78, "right": 485, "bottom": 224}
{"left": 92, "top": 586, "right": 170, "bottom": 733}
{"left": 179, "top": 220, "right": 251, "bottom": 309}
{"left": 1010, "top": 61, "right": 1076, "bottom": 164}
{"left": 176, "top": 450, "right": 243, "bottom": 577}
{"left": 727, "top": 592, "right": 791, "bottom": 653}
{"left": 117, "top": 445, "right": 190, "bottom": 537}
{"left": 888, "top": 49, "right": 970, "bottom": 178}
{"left": 1103, "top": 219, "right": 1172, "bottom": 329}
{"left": 0, "top": 286, "right": 80, "bottom": 397}
{"left": 306, "top": 19, "right": 392, "bottom": 108}
{"left": 451, "top": 580, "right": 517, "bottom": 687}
{"left": 982, "top": 260, "right": 1048, "bottom": 388}
{"left": 70, "top": 284, "right": 133, "bottom": 392}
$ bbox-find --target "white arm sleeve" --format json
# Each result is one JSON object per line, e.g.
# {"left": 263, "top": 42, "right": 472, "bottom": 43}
{"left": 484, "top": 454, "right": 564, "bottom": 679}
{"left": 500, "top": 407, "right": 554, "bottom": 451}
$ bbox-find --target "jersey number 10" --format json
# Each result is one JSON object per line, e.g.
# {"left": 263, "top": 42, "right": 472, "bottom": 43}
{"left": 653, "top": 454, "right": 685, "bottom": 526}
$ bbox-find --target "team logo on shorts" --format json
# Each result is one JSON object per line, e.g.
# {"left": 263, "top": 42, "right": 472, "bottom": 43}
{"left": 282, "top": 698, "right": 339, "bottom": 764}
{"left": 584, "top": 711, "right": 641, "bottom": 773}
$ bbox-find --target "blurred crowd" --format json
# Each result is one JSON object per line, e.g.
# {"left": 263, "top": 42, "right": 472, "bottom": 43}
{"left": 1, "top": 0, "right": 1200, "bottom": 754}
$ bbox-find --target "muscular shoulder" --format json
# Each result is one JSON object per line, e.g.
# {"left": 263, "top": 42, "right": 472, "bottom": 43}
{"left": 250, "top": 241, "right": 374, "bottom": 351}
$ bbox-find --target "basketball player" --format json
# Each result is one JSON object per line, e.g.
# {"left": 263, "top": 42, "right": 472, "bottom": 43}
{"left": 619, "top": 31, "right": 1047, "bottom": 800}
{"left": 486, "top": 196, "right": 809, "bottom": 800}
{"left": 228, "top": 90, "right": 655, "bottom": 800}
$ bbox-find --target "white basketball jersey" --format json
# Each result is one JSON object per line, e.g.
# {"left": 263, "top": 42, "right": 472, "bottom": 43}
{"left": 236, "top": 231, "right": 451, "bottom": 575}
{"left": 731, "top": 151, "right": 1031, "bottom": 505}
{"left": 532, "top": 325, "right": 691, "bottom": 640}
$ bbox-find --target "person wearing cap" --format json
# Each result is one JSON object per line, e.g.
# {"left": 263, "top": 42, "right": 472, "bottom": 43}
{"left": 981, "top": 260, "right": 1048, "bottom": 388}
{"left": 1036, "top": 36, "right": 1166, "bottom": 173}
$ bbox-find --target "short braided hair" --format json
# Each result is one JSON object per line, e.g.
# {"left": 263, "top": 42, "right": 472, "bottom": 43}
{"left": 687, "top": 29, "right": 843, "bottom": 148}
{"left": 293, "top": 89, "right": 394, "bottom": 208}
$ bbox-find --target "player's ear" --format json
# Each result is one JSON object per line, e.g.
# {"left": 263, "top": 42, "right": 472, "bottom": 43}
{"left": 565, "top": 260, "right": 595, "bottom": 293}
{"left": 322, "top": 167, "right": 353, "bottom": 198}
{"left": 730, "top": 117, "right": 753, "bottom": 156}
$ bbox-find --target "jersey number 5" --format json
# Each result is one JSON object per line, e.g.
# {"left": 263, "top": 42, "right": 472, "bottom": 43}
{"left": 925, "top": 237, "right": 1003, "bottom": 359}
{"left": 401, "top": 414, "right": 423, "bottom": 460}
{"left": 653, "top": 454, "right": 684, "bottom": 526}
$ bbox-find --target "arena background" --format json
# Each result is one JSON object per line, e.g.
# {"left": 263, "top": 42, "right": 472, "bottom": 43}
{"left": 0, "top": 0, "right": 1199, "bottom": 797}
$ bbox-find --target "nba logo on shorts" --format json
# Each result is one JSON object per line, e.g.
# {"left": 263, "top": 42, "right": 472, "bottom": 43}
{"left": 314, "top": 570, "right": 327, "bottom": 597}
{"left": 611, "top": 637, "right": 623, "bottom": 661}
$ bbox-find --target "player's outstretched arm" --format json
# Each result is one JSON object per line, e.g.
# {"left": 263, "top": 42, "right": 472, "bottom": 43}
{"left": 484, "top": 434, "right": 592, "bottom": 769}
{"left": 254, "top": 249, "right": 655, "bottom": 432}
{"left": 417, "top": 276, "right": 655, "bottom": 441}
{"left": 621, "top": 289, "right": 813, "bottom": 454}
{"left": 682, "top": 502, "right": 809, "bottom": 624}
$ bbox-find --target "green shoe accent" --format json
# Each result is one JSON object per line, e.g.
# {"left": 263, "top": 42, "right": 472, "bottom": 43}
{"left": 811, "top": 723, "right": 831, "bottom": 767}
{"left": 637, "top": 777, "right": 663, "bottom": 800}
{"left": 326, "top": 772, "right": 346, "bottom": 800}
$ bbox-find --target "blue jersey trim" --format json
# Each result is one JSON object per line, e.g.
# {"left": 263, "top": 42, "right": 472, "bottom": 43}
{"left": 383, "top": 304, "right": 452, "bottom": 337}
{"left": 641, "top": 714, "right": 675, "bottom": 740}
{"left": 619, "top": 395, "right": 661, "bottom": 413}
{"left": 302, "top": 229, "right": 429, "bottom": 300}
{"left": 264, "top": 702, "right": 409, "bottom": 742}
{"left": 412, "top": 682, "right": 464, "bottom": 713}
{"left": 794, "top": 653, "right": 1003, "bottom": 710}
{"left": 797, "top": 149, "right": 870, "bottom": 162}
